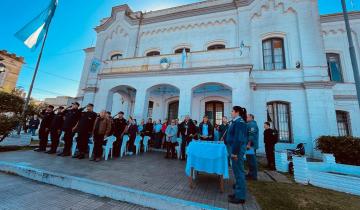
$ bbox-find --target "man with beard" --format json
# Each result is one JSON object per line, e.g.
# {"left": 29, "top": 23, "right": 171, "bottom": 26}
{"left": 58, "top": 102, "right": 82, "bottom": 157}
{"left": 34, "top": 105, "right": 55, "bottom": 152}
{"left": 46, "top": 106, "right": 65, "bottom": 154}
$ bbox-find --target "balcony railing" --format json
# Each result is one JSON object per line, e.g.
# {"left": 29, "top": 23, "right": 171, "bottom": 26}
{"left": 101, "top": 47, "right": 250, "bottom": 74}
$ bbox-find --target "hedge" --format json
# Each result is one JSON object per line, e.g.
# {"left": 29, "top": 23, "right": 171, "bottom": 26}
{"left": 316, "top": 136, "right": 360, "bottom": 166}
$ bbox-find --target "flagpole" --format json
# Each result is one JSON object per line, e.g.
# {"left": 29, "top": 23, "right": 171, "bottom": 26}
{"left": 18, "top": 25, "right": 51, "bottom": 134}
{"left": 341, "top": 0, "right": 360, "bottom": 108}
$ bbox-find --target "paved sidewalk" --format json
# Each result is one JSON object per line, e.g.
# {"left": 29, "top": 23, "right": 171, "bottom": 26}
{"left": 0, "top": 173, "right": 151, "bottom": 210}
{"left": 0, "top": 150, "right": 280, "bottom": 209}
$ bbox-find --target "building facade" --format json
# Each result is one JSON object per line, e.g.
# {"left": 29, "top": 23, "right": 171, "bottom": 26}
{"left": 76, "top": 0, "right": 360, "bottom": 157}
{"left": 44, "top": 96, "right": 76, "bottom": 107}
{"left": 0, "top": 50, "right": 24, "bottom": 93}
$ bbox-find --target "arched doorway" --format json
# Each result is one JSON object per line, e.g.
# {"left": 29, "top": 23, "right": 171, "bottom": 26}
{"left": 205, "top": 101, "right": 224, "bottom": 125}
{"left": 168, "top": 101, "right": 179, "bottom": 120}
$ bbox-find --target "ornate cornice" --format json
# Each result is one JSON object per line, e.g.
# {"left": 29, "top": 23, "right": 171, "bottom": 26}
{"left": 320, "top": 11, "right": 360, "bottom": 23}
{"left": 251, "top": 81, "right": 335, "bottom": 90}
{"left": 334, "top": 95, "right": 358, "bottom": 101}
{"left": 95, "top": 0, "right": 256, "bottom": 33}
{"left": 0, "top": 50, "right": 24, "bottom": 63}
{"left": 98, "top": 64, "right": 253, "bottom": 79}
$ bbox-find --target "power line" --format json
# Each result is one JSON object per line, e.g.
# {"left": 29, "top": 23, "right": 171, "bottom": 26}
{"left": 22, "top": 65, "right": 82, "bottom": 84}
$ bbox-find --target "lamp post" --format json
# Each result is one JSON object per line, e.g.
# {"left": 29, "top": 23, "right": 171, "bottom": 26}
{"left": 341, "top": 0, "right": 360, "bottom": 108}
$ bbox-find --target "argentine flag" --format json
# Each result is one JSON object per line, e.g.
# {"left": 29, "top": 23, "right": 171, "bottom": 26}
{"left": 15, "top": 0, "right": 58, "bottom": 49}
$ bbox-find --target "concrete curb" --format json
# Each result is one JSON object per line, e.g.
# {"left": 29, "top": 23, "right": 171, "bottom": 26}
{"left": 0, "top": 161, "right": 223, "bottom": 210}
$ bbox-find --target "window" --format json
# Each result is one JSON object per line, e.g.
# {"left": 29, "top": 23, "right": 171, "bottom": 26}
{"left": 267, "top": 101, "right": 292, "bottom": 143}
{"left": 326, "top": 53, "right": 344, "bottom": 83}
{"left": 336, "top": 111, "right": 351, "bottom": 136}
{"left": 110, "top": 53, "right": 122, "bottom": 60}
{"left": 147, "top": 101, "right": 154, "bottom": 118}
{"left": 207, "top": 44, "right": 225, "bottom": 51}
{"left": 205, "top": 101, "right": 224, "bottom": 125}
{"left": 146, "top": 51, "right": 160, "bottom": 57}
{"left": 262, "top": 38, "right": 286, "bottom": 70}
{"left": 175, "top": 48, "right": 190, "bottom": 54}
{"left": 168, "top": 101, "right": 179, "bottom": 121}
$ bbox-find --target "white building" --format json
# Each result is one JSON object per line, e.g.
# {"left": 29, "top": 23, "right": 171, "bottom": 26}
{"left": 44, "top": 96, "right": 75, "bottom": 107}
{"left": 76, "top": 0, "right": 360, "bottom": 157}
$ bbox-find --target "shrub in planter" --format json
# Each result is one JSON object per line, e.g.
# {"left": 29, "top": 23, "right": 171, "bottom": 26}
{"left": 316, "top": 136, "right": 360, "bottom": 166}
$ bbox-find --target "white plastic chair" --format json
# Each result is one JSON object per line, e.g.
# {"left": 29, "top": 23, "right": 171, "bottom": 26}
{"left": 175, "top": 137, "right": 182, "bottom": 159}
{"left": 88, "top": 137, "right": 94, "bottom": 159}
{"left": 134, "top": 135, "right": 142, "bottom": 155}
{"left": 71, "top": 133, "right": 78, "bottom": 156}
{"left": 102, "top": 136, "right": 116, "bottom": 160}
{"left": 120, "top": 135, "right": 129, "bottom": 158}
{"left": 143, "top": 136, "right": 151, "bottom": 152}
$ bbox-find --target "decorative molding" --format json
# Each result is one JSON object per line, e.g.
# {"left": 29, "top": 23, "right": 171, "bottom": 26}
{"left": 320, "top": 11, "right": 360, "bottom": 23}
{"left": 334, "top": 95, "right": 358, "bottom": 101}
{"left": 250, "top": 0, "right": 297, "bottom": 21}
{"left": 140, "top": 18, "right": 236, "bottom": 37}
{"left": 82, "top": 87, "right": 98, "bottom": 93}
{"left": 251, "top": 81, "right": 335, "bottom": 90}
{"left": 99, "top": 64, "right": 252, "bottom": 79}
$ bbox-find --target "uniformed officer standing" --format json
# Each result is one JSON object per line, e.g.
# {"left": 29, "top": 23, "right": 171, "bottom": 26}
{"left": 246, "top": 114, "right": 259, "bottom": 180}
{"left": 72, "top": 103, "right": 97, "bottom": 159}
{"left": 46, "top": 106, "right": 65, "bottom": 154}
{"left": 58, "top": 102, "right": 82, "bottom": 157}
{"left": 112, "top": 111, "right": 127, "bottom": 157}
{"left": 227, "top": 106, "right": 248, "bottom": 204}
{"left": 264, "top": 122, "right": 278, "bottom": 170}
{"left": 34, "top": 105, "right": 55, "bottom": 152}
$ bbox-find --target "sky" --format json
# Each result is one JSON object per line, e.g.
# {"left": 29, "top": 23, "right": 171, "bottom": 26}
{"left": 0, "top": 0, "right": 359, "bottom": 100}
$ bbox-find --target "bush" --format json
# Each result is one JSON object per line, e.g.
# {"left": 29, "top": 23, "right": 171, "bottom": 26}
{"left": 316, "top": 136, "right": 360, "bottom": 166}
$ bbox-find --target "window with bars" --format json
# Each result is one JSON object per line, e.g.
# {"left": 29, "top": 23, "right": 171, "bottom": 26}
{"left": 336, "top": 110, "right": 351, "bottom": 136}
{"left": 146, "top": 51, "right": 160, "bottom": 57}
{"left": 326, "top": 53, "right": 344, "bottom": 83}
{"left": 110, "top": 53, "right": 123, "bottom": 60}
{"left": 262, "top": 38, "right": 286, "bottom": 70}
{"left": 267, "top": 101, "right": 292, "bottom": 143}
{"left": 207, "top": 44, "right": 225, "bottom": 51}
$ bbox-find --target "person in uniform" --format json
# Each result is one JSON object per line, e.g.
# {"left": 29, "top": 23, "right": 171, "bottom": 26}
{"left": 179, "top": 115, "right": 196, "bottom": 161}
{"left": 58, "top": 102, "right": 82, "bottom": 156}
{"left": 198, "top": 116, "right": 214, "bottom": 141}
{"left": 46, "top": 106, "right": 65, "bottom": 154}
{"left": 35, "top": 105, "right": 55, "bottom": 152}
{"left": 264, "top": 122, "right": 278, "bottom": 170}
{"left": 112, "top": 111, "right": 127, "bottom": 157}
{"left": 125, "top": 117, "right": 138, "bottom": 155}
{"left": 246, "top": 114, "right": 259, "bottom": 180}
{"left": 91, "top": 110, "right": 112, "bottom": 162}
{"left": 165, "top": 119, "right": 178, "bottom": 159}
{"left": 227, "top": 106, "right": 248, "bottom": 204}
{"left": 72, "top": 103, "right": 97, "bottom": 159}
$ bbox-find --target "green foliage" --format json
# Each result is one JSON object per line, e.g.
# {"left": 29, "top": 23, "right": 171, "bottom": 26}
{"left": 316, "top": 136, "right": 360, "bottom": 166}
{"left": 0, "top": 91, "right": 24, "bottom": 113}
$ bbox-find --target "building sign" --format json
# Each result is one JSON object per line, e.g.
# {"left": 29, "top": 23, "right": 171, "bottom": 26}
{"left": 160, "top": 57, "right": 170, "bottom": 70}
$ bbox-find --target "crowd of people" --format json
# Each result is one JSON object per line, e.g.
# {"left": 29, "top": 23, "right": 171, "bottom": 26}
{"left": 29, "top": 102, "right": 279, "bottom": 205}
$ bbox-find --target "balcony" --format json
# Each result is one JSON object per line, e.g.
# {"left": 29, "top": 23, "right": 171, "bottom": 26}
{"left": 101, "top": 47, "right": 250, "bottom": 74}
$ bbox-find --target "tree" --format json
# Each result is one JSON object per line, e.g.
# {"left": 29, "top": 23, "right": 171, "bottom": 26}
{"left": 0, "top": 91, "right": 47, "bottom": 142}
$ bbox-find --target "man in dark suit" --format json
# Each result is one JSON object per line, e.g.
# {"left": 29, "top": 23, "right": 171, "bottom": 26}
{"left": 264, "top": 122, "right": 278, "bottom": 170}
{"left": 47, "top": 106, "right": 65, "bottom": 154}
{"left": 227, "top": 106, "right": 248, "bottom": 204}
{"left": 179, "top": 115, "right": 196, "bottom": 160}
{"left": 34, "top": 105, "right": 55, "bottom": 152}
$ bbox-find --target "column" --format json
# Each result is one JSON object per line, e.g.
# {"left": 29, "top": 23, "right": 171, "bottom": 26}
{"left": 232, "top": 72, "right": 251, "bottom": 112}
{"left": 178, "top": 87, "right": 192, "bottom": 120}
{"left": 133, "top": 87, "right": 148, "bottom": 121}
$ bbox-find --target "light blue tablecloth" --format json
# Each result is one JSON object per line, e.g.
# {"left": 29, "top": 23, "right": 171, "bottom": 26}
{"left": 185, "top": 141, "right": 229, "bottom": 179}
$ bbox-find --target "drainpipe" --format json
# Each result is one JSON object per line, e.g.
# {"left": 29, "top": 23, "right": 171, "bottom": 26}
{"left": 134, "top": 12, "right": 144, "bottom": 57}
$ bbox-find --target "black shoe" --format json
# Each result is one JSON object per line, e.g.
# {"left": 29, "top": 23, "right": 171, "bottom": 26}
{"left": 89, "top": 157, "right": 96, "bottom": 161}
{"left": 57, "top": 153, "right": 64, "bottom": 156}
{"left": 228, "top": 194, "right": 235, "bottom": 199}
{"left": 46, "top": 150, "right": 56, "bottom": 154}
{"left": 77, "top": 154, "right": 85, "bottom": 159}
{"left": 72, "top": 154, "right": 80, "bottom": 158}
{"left": 95, "top": 158, "right": 101, "bottom": 162}
{"left": 228, "top": 197, "right": 245, "bottom": 204}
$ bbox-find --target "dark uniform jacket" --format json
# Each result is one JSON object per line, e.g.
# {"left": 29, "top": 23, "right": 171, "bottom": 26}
{"left": 179, "top": 120, "right": 196, "bottom": 137}
{"left": 39, "top": 110, "right": 54, "bottom": 131}
{"left": 29, "top": 118, "right": 40, "bottom": 129}
{"left": 264, "top": 128, "right": 278, "bottom": 146}
{"left": 113, "top": 118, "right": 127, "bottom": 136}
{"left": 247, "top": 120, "right": 259, "bottom": 149}
{"left": 50, "top": 112, "right": 64, "bottom": 132}
{"left": 143, "top": 122, "right": 154, "bottom": 136}
{"left": 226, "top": 117, "right": 248, "bottom": 155}
{"left": 76, "top": 111, "right": 97, "bottom": 134}
{"left": 62, "top": 108, "right": 82, "bottom": 131}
